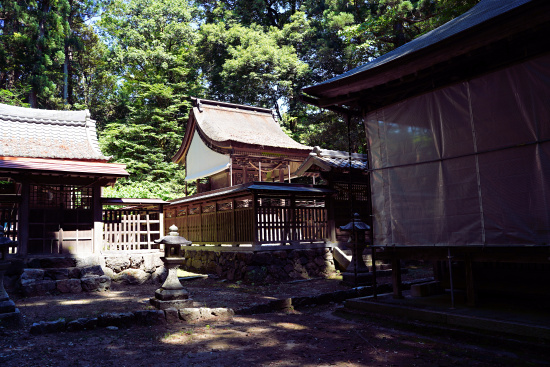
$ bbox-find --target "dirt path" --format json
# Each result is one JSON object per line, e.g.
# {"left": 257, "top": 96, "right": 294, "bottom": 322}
{"left": 1, "top": 303, "right": 548, "bottom": 367}
{"left": 2, "top": 273, "right": 549, "bottom": 366}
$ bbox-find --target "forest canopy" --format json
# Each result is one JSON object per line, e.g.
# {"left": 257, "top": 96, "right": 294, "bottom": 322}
{"left": 0, "top": 0, "right": 480, "bottom": 199}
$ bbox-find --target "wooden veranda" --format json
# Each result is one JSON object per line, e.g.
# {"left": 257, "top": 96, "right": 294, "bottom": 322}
{"left": 165, "top": 182, "right": 336, "bottom": 249}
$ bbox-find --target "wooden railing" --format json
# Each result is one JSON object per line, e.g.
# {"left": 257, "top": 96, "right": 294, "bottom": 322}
{"left": 103, "top": 209, "right": 162, "bottom": 251}
{"left": 167, "top": 198, "right": 255, "bottom": 245}
{"left": 166, "top": 188, "right": 330, "bottom": 248}
{"left": 256, "top": 205, "right": 327, "bottom": 244}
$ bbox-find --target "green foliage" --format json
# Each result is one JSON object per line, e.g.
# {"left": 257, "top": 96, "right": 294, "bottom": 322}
{"left": 102, "top": 178, "right": 186, "bottom": 201}
{"left": 97, "top": 0, "right": 202, "bottom": 191}
{"left": 198, "top": 8, "right": 309, "bottom": 114}
{"left": 0, "top": 89, "right": 29, "bottom": 107}
{"left": 1, "top": 0, "right": 480, "bottom": 198}
{"left": 339, "top": 0, "right": 481, "bottom": 64}
{"left": 0, "top": 0, "right": 110, "bottom": 109}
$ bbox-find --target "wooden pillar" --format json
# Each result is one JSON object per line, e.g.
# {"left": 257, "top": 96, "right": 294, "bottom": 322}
{"left": 326, "top": 191, "right": 336, "bottom": 242}
{"left": 288, "top": 163, "right": 291, "bottom": 183}
{"left": 92, "top": 184, "right": 103, "bottom": 254}
{"left": 229, "top": 158, "right": 233, "bottom": 186}
{"left": 199, "top": 204, "right": 203, "bottom": 243}
{"left": 392, "top": 256, "right": 403, "bottom": 299}
{"left": 259, "top": 161, "right": 262, "bottom": 182}
{"left": 244, "top": 166, "right": 248, "bottom": 183}
{"left": 18, "top": 180, "right": 30, "bottom": 256}
{"left": 371, "top": 245, "right": 377, "bottom": 299}
{"left": 232, "top": 198, "right": 237, "bottom": 246}
{"left": 252, "top": 193, "right": 260, "bottom": 249}
{"left": 158, "top": 203, "right": 165, "bottom": 248}
{"left": 290, "top": 194, "right": 296, "bottom": 242}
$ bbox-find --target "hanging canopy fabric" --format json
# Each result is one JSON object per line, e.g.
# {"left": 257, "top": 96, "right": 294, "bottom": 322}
{"left": 185, "top": 130, "right": 230, "bottom": 181}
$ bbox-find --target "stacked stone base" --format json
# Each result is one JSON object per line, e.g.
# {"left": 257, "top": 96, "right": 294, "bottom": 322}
{"left": 0, "top": 299, "right": 23, "bottom": 328}
{"left": 20, "top": 265, "right": 111, "bottom": 297}
{"left": 182, "top": 247, "right": 336, "bottom": 283}
{"left": 29, "top": 307, "right": 235, "bottom": 334}
{"left": 5, "top": 253, "right": 167, "bottom": 296}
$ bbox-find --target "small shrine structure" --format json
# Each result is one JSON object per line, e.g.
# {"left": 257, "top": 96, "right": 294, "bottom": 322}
{"left": 0, "top": 103, "right": 131, "bottom": 256}
{"left": 294, "top": 146, "right": 370, "bottom": 237}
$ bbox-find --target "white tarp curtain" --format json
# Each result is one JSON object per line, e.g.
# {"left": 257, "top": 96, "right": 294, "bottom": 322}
{"left": 366, "top": 53, "right": 550, "bottom": 247}
{"left": 185, "top": 130, "right": 230, "bottom": 181}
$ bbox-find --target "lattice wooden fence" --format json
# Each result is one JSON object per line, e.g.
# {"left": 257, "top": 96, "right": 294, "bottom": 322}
{"left": 103, "top": 209, "right": 162, "bottom": 251}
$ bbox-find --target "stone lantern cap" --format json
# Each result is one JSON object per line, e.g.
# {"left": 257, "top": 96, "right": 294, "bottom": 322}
{"left": 154, "top": 225, "right": 192, "bottom": 246}
{"left": 340, "top": 213, "right": 371, "bottom": 232}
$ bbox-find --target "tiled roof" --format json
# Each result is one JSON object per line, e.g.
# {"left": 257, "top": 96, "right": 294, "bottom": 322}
{"left": 295, "top": 147, "right": 368, "bottom": 176}
{"left": 193, "top": 99, "right": 311, "bottom": 151}
{"left": 304, "top": 0, "right": 532, "bottom": 91}
{"left": 0, "top": 103, "right": 108, "bottom": 161}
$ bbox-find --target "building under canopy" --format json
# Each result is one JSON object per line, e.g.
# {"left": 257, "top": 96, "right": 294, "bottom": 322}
{"left": 302, "top": 0, "right": 550, "bottom": 303}
{"left": 294, "top": 147, "right": 370, "bottom": 233}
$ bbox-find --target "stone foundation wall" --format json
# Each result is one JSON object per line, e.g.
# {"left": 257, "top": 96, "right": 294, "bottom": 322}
{"left": 5, "top": 252, "right": 167, "bottom": 297}
{"left": 182, "top": 248, "right": 336, "bottom": 283}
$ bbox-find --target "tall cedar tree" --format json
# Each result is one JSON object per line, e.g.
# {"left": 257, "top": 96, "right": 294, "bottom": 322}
{"left": 98, "top": 0, "right": 202, "bottom": 197}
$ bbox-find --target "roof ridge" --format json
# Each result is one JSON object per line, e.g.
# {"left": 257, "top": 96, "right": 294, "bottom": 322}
{"left": 1, "top": 114, "right": 87, "bottom": 126}
{"left": 191, "top": 97, "right": 274, "bottom": 115}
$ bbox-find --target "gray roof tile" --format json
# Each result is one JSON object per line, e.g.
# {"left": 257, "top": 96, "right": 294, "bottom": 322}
{"left": 0, "top": 104, "right": 108, "bottom": 161}
{"left": 295, "top": 147, "right": 368, "bottom": 176}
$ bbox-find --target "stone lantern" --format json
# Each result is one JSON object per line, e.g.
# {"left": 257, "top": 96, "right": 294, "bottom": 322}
{"left": 0, "top": 227, "right": 22, "bottom": 327}
{"left": 150, "top": 225, "right": 194, "bottom": 309}
{"left": 340, "top": 213, "right": 372, "bottom": 286}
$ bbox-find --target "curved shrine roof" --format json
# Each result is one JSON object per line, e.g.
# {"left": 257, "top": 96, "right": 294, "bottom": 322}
{"left": 0, "top": 103, "right": 108, "bottom": 161}
{"left": 192, "top": 99, "right": 310, "bottom": 152}
{"left": 294, "top": 147, "right": 369, "bottom": 177}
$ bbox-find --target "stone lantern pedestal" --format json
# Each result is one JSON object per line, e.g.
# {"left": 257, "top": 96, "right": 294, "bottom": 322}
{"left": 340, "top": 214, "right": 373, "bottom": 287}
{"left": 0, "top": 228, "right": 22, "bottom": 328}
{"left": 150, "top": 225, "right": 195, "bottom": 310}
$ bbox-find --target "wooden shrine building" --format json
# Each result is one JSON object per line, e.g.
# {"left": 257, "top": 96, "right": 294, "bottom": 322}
{"left": 166, "top": 98, "right": 337, "bottom": 248}
{"left": 0, "top": 104, "right": 130, "bottom": 256}
{"left": 172, "top": 98, "right": 312, "bottom": 190}
{"left": 302, "top": 0, "right": 550, "bottom": 304}
{"left": 294, "top": 146, "right": 370, "bottom": 239}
